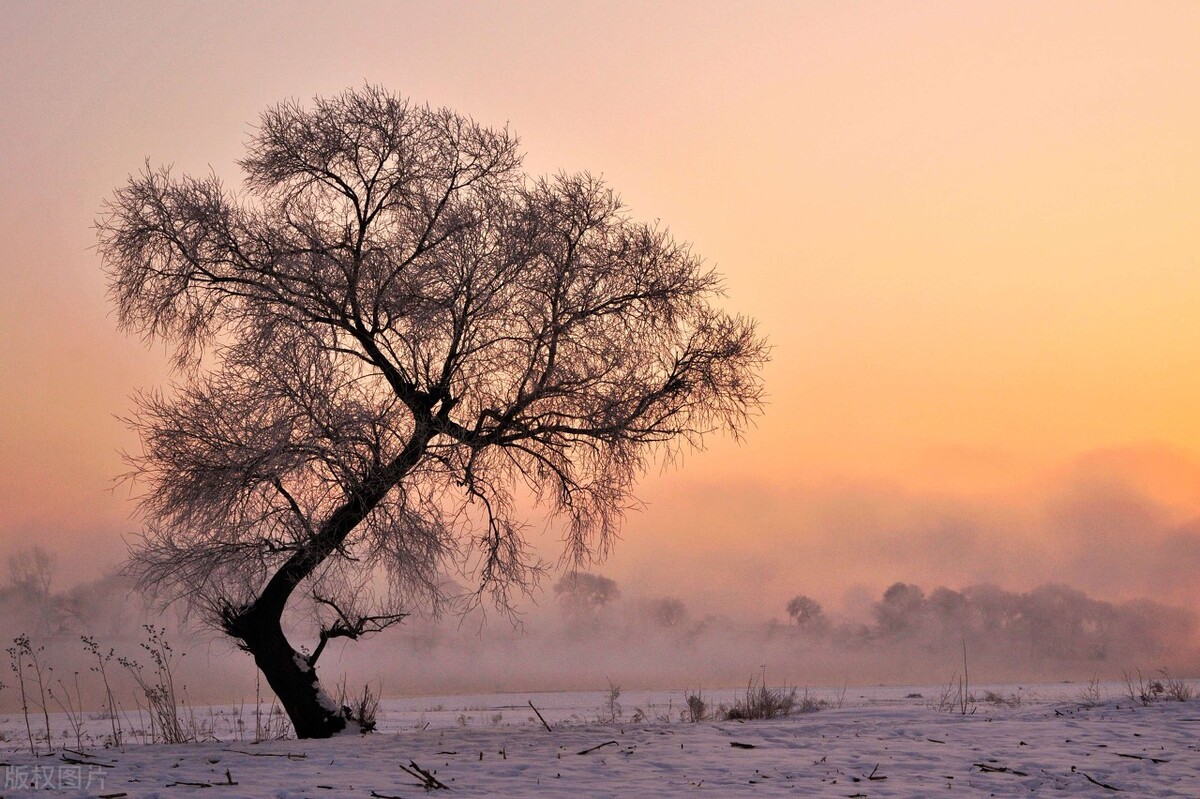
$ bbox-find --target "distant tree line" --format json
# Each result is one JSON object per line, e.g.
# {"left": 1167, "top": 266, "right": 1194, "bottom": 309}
{"left": 0, "top": 545, "right": 166, "bottom": 639}
{"left": 784, "top": 581, "right": 1194, "bottom": 662}
{"left": 549, "top": 571, "right": 1194, "bottom": 663}
{"left": 4, "top": 547, "right": 1191, "bottom": 669}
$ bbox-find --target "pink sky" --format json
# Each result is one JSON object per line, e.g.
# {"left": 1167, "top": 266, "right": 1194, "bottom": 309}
{"left": 3, "top": 1, "right": 1200, "bottom": 618}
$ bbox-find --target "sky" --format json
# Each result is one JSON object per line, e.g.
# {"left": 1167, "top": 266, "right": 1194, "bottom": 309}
{"left": 3, "top": 1, "right": 1200, "bottom": 623}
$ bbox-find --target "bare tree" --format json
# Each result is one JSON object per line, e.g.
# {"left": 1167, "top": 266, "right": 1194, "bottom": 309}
{"left": 6, "top": 545, "right": 57, "bottom": 599}
{"left": 785, "top": 594, "right": 824, "bottom": 630}
{"left": 98, "top": 86, "right": 766, "bottom": 738}
{"left": 553, "top": 572, "right": 621, "bottom": 614}
{"left": 874, "top": 582, "right": 927, "bottom": 635}
{"left": 649, "top": 596, "right": 688, "bottom": 628}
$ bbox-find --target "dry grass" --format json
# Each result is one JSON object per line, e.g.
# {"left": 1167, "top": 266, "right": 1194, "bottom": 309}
{"left": 1122, "top": 668, "right": 1195, "bottom": 705}
{"left": 721, "top": 675, "right": 804, "bottom": 721}
{"left": 340, "top": 681, "right": 381, "bottom": 733}
{"left": 1078, "top": 676, "right": 1103, "bottom": 707}
{"left": 683, "top": 689, "right": 708, "bottom": 723}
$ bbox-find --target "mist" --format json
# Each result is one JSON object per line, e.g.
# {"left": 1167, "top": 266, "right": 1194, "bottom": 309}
{"left": 4, "top": 445, "right": 1200, "bottom": 716}
{"left": 612, "top": 443, "right": 1200, "bottom": 622}
{"left": 2, "top": 551, "right": 1195, "bottom": 715}
{"left": 4, "top": 442, "right": 1200, "bottom": 717}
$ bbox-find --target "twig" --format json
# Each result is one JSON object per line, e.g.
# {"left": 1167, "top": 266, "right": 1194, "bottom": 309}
{"left": 1115, "top": 753, "right": 1169, "bottom": 763}
{"left": 61, "top": 754, "right": 115, "bottom": 768}
{"left": 223, "top": 748, "right": 307, "bottom": 759}
{"left": 63, "top": 747, "right": 104, "bottom": 760}
{"left": 577, "top": 740, "right": 619, "bottom": 755}
{"left": 961, "top": 640, "right": 970, "bottom": 715}
{"left": 974, "top": 763, "right": 1029, "bottom": 776}
{"left": 729, "top": 742, "right": 757, "bottom": 749}
{"left": 867, "top": 764, "right": 887, "bottom": 781}
{"left": 1082, "top": 771, "right": 1123, "bottom": 791}
{"left": 528, "top": 700, "right": 553, "bottom": 732}
{"left": 400, "top": 760, "right": 448, "bottom": 790}
{"left": 166, "top": 780, "right": 213, "bottom": 787}
{"left": 370, "top": 792, "right": 406, "bottom": 799}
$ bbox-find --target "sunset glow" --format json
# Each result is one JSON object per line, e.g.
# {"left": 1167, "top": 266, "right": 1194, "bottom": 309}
{"left": 3, "top": 0, "right": 1200, "bottom": 625}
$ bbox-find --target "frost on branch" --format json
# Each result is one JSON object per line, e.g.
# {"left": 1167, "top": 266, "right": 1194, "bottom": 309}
{"left": 98, "top": 86, "right": 766, "bottom": 737}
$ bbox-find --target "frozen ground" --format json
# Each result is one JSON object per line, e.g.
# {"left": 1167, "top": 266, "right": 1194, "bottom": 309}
{"left": 2, "top": 682, "right": 1198, "bottom": 797}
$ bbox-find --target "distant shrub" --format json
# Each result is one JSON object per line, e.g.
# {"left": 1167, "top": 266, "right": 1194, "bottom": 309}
{"left": 598, "top": 680, "right": 622, "bottom": 723}
{"left": 683, "top": 689, "right": 708, "bottom": 723}
{"left": 721, "top": 675, "right": 809, "bottom": 721}
{"left": 650, "top": 597, "right": 688, "bottom": 629}
{"left": 1078, "top": 676, "right": 1103, "bottom": 707}
{"left": 554, "top": 573, "right": 620, "bottom": 613}
{"left": 785, "top": 595, "right": 826, "bottom": 631}
{"left": 1126, "top": 669, "right": 1196, "bottom": 703}
{"left": 977, "top": 690, "right": 1021, "bottom": 708}
{"left": 1161, "top": 672, "right": 1196, "bottom": 702}
{"left": 933, "top": 675, "right": 970, "bottom": 715}
{"left": 794, "top": 689, "right": 829, "bottom": 714}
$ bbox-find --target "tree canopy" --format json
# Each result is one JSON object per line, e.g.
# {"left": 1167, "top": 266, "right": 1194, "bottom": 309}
{"left": 98, "top": 86, "right": 766, "bottom": 736}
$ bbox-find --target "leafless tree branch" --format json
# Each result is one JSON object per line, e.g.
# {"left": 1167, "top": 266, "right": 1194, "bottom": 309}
{"left": 99, "top": 85, "right": 766, "bottom": 737}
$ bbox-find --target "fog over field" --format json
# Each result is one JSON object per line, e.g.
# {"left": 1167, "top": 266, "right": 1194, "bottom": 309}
{"left": 6, "top": 446, "right": 1200, "bottom": 711}
{"left": 2, "top": 544, "right": 1195, "bottom": 714}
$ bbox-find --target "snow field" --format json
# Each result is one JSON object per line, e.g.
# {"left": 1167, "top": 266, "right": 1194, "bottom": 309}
{"left": 2, "top": 685, "right": 1198, "bottom": 797}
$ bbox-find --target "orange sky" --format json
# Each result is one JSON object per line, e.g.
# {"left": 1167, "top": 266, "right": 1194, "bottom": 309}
{"left": 3, "top": 1, "right": 1200, "bottom": 616}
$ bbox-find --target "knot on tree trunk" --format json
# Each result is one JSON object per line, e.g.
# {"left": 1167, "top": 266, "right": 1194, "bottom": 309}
{"left": 220, "top": 601, "right": 264, "bottom": 646}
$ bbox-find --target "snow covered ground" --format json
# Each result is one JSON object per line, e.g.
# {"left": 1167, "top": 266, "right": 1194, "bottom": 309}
{"left": 2, "top": 682, "right": 1198, "bottom": 797}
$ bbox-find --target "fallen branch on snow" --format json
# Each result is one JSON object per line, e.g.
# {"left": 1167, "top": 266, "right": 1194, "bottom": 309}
{"left": 400, "top": 759, "right": 449, "bottom": 790}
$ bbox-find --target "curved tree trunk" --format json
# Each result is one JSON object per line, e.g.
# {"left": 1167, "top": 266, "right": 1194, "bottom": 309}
{"left": 228, "top": 604, "right": 346, "bottom": 738}
{"left": 225, "top": 425, "right": 435, "bottom": 738}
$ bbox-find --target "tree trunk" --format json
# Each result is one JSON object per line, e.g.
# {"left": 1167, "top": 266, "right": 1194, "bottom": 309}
{"left": 229, "top": 605, "right": 346, "bottom": 739}
{"left": 223, "top": 429, "right": 436, "bottom": 738}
